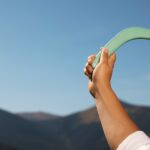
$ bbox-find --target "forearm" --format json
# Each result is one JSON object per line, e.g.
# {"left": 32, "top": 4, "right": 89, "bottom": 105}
{"left": 85, "top": 49, "right": 140, "bottom": 149}
{"left": 95, "top": 85, "right": 139, "bottom": 150}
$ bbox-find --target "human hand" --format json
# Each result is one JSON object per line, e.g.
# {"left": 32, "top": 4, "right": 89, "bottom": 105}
{"left": 84, "top": 48, "right": 116, "bottom": 99}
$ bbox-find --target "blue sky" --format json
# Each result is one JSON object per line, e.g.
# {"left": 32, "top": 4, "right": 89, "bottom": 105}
{"left": 0, "top": 0, "right": 149, "bottom": 115}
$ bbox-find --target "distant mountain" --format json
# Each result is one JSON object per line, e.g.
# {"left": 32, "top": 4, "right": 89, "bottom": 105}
{"left": 17, "top": 112, "right": 60, "bottom": 121}
{"left": 0, "top": 109, "right": 67, "bottom": 150}
{"left": 0, "top": 143, "right": 18, "bottom": 150}
{"left": 0, "top": 101, "right": 149, "bottom": 150}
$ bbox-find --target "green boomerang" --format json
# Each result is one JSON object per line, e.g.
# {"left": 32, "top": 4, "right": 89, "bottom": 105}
{"left": 92, "top": 27, "right": 150, "bottom": 68}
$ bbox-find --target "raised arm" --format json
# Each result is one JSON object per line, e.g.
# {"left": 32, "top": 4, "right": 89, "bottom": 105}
{"left": 84, "top": 48, "right": 139, "bottom": 150}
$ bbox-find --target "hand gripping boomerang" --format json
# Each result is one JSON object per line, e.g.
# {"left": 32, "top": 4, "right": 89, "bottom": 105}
{"left": 92, "top": 27, "right": 150, "bottom": 68}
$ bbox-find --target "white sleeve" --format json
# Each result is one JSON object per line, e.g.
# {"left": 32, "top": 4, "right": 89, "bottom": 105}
{"left": 117, "top": 131, "right": 150, "bottom": 150}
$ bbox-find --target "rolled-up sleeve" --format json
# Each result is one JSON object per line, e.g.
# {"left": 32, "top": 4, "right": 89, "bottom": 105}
{"left": 117, "top": 131, "right": 150, "bottom": 150}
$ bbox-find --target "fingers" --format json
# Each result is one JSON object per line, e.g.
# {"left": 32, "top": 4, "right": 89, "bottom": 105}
{"left": 84, "top": 55, "right": 96, "bottom": 80}
{"left": 86, "top": 63, "right": 93, "bottom": 73}
{"left": 87, "top": 55, "right": 96, "bottom": 65}
{"left": 108, "top": 53, "right": 116, "bottom": 69}
{"left": 99, "top": 48, "right": 108, "bottom": 64}
{"left": 84, "top": 67, "right": 92, "bottom": 79}
{"left": 84, "top": 63, "right": 94, "bottom": 80}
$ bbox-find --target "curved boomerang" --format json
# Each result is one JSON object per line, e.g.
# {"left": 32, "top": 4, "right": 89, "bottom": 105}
{"left": 92, "top": 27, "right": 150, "bottom": 68}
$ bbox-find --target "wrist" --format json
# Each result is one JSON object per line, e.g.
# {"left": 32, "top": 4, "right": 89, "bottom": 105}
{"left": 95, "top": 82, "right": 112, "bottom": 100}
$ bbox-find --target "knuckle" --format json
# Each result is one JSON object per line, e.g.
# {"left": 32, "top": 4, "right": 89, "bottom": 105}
{"left": 83, "top": 68, "right": 87, "bottom": 74}
{"left": 85, "top": 63, "right": 88, "bottom": 67}
{"left": 87, "top": 56, "right": 92, "bottom": 62}
{"left": 86, "top": 64, "right": 91, "bottom": 71}
{"left": 87, "top": 56, "right": 91, "bottom": 60}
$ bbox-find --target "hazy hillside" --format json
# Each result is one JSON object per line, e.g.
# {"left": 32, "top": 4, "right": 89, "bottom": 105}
{"left": 0, "top": 110, "right": 67, "bottom": 150}
{"left": 0, "top": 144, "right": 18, "bottom": 150}
{"left": 0, "top": 101, "right": 149, "bottom": 150}
{"left": 17, "top": 112, "right": 60, "bottom": 121}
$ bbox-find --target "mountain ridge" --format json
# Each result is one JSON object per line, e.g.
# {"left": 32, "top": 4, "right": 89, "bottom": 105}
{"left": 17, "top": 112, "right": 61, "bottom": 121}
{"left": 0, "top": 101, "right": 149, "bottom": 150}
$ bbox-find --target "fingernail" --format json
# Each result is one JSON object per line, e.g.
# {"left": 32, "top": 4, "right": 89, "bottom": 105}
{"left": 103, "top": 48, "right": 108, "bottom": 53}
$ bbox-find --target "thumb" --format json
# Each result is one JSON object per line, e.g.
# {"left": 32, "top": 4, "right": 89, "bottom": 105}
{"left": 99, "top": 48, "right": 109, "bottom": 64}
{"left": 108, "top": 53, "right": 116, "bottom": 69}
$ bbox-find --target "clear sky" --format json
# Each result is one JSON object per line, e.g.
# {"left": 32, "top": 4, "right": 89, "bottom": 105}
{"left": 0, "top": 0, "right": 149, "bottom": 115}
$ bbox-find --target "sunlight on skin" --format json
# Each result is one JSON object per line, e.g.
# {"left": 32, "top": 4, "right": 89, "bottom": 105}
{"left": 84, "top": 48, "right": 139, "bottom": 149}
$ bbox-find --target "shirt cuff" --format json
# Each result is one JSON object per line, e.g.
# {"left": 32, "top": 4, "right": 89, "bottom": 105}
{"left": 117, "top": 131, "right": 150, "bottom": 150}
